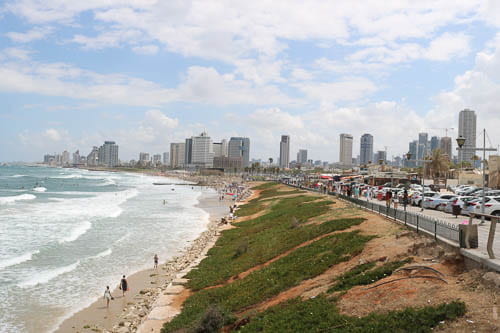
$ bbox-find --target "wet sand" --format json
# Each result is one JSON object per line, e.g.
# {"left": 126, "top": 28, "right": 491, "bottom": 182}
{"left": 54, "top": 192, "right": 231, "bottom": 333}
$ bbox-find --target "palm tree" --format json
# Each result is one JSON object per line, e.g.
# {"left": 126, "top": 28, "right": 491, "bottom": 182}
{"left": 428, "top": 149, "right": 450, "bottom": 186}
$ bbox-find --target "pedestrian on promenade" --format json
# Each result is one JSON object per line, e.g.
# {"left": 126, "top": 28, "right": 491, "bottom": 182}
{"left": 385, "top": 191, "right": 392, "bottom": 208}
{"left": 403, "top": 189, "right": 408, "bottom": 211}
{"left": 154, "top": 254, "right": 158, "bottom": 269}
{"left": 120, "top": 275, "right": 128, "bottom": 297}
{"left": 393, "top": 193, "right": 399, "bottom": 210}
{"left": 354, "top": 186, "right": 360, "bottom": 198}
{"left": 103, "top": 286, "right": 113, "bottom": 308}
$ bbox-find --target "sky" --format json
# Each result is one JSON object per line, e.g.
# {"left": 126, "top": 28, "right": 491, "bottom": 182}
{"left": 1, "top": 0, "right": 500, "bottom": 163}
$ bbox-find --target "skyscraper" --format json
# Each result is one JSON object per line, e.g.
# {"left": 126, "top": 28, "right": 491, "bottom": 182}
{"left": 408, "top": 140, "right": 417, "bottom": 167}
{"left": 439, "top": 137, "right": 452, "bottom": 159}
{"left": 417, "top": 133, "right": 428, "bottom": 166}
{"left": 98, "top": 141, "right": 119, "bottom": 167}
{"left": 430, "top": 136, "right": 440, "bottom": 153}
{"left": 170, "top": 142, "right": 185, "bottom": 168}
{"left": 339, "top": 133, "right": 353, "bottom": 166}
{"left": 191, "top": 132, "right": 214, "bottom": 167}
{"left": 359, "top": 133, "right": 373, "bottom": 166}
{"left": 279, "top": 135, "right": 290, "bottom": 168}
{"left": 163, "top": 152, "right": 169, "bottom": 165}
{"left": 228, "top": 137, "right": 251, "bottom": 167}
{"left": 297, "top": 149, "right": 308, "bottom": 164}
{"left": 184, "top": 138, "right": 193, "bottom": 166}
{"left": 376, "top": 150, "right": 386, "bottom": 164}
{"left": 458, "top": 109, "right": 477, "bottom": 163}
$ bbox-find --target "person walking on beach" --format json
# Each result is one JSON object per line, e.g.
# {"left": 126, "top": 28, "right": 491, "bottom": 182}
{"left": 103, "top": 286, "right": 113, "bottom": 308}
{"left": 154, "top": 254, "right": 158, "bottom": 269}
{"left": 120, "top": 275, "right": 128, "bottom": 297}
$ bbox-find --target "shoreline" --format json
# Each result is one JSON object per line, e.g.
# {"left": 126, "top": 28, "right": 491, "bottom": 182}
{"left": 53, "top": 186, "right": 238, "bottom": 333}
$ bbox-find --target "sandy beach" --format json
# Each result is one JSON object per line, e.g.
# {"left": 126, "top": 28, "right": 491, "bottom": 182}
{"left": 54, "top": 189, "right": 234, "bottom": 333}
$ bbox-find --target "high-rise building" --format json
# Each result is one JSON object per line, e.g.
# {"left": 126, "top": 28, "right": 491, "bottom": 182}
{"left": 153, "top": 154, "right": 162, "bottom": 165}
{"left": 376, "top": 150, "right": 386, "bottom": 164}
{"left": 439, "top": 137, "right": 452, "bottom": 158}
{"left": 191, "top": 132, "right": 214, "bottom": 168}
{"left": 296, "top": 149, "right": 308, "bottom": 164}
{"left": 98, "top": 141, "right": 119, "bottom": 167}
{"left": 87, "top": 147, "right": 99, "bottom": 166}
{"left": 279, "top": 135, "right": 290, "bottom": 168}
{"left": 458, "top": 109, "right": 477, "bottom": 163}
{"left": 170, "top": 143, "right": 185, "bottom": 168}
{"left": 359, "top": 133, "right": 373, "bottom": 165}
{"left": 430, "top": 136, "right": 440, "bottom": 153}
{"left": 339, "top": 133, "right": 353, "bottom": 166}
{"left": 72, "top": 150, "right": 81, "bottom": 164}
{"left": 163, "top": 152, "right": 169, "bottom": 165}
{"left": 228, "top": 137, "right": 250, "bottom": 167}
{"left": 61, "top": 150, "right": 70, "bottom": 165}
{"left": 407, "top": 140, "right": 417, "bottom": 167}
{"left": 417, "top": 132, "right": 428, "bottom": 166}
{"left": 184, "top": 138, "right": 193, "bottom": 166}
{"left": 139, "top": 152, "right": 150, "bottom": 166}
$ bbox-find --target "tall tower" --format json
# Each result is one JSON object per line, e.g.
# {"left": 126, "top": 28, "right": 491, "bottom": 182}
{"left": 359, "top": 133, "right": 373, "bottom": 166}
{"left": 339, "top": 134, "right": 353, "bottom": 166}
{"left": 297, "top": 149, "right": 308, "bottom": 164}
{"left": 417, "top": 133, "right": 428, "bottom": 166}
{"left": 458, "top": 109, "right": 477, "bottom": 163}
{"left": 279, "top": 135, "right": 290, "bottom": 168}
{"left": 228, "top": 137, "right": 251, "bottom": 167}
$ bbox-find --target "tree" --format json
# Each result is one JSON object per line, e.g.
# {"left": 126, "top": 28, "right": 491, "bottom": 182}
{"left": 269, "top": 157, "right": 273, "bottom": 165}
{"left": 427, "top": 149, "right": 450, "bottom": 186}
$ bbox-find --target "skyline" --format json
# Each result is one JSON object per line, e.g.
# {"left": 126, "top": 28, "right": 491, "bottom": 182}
{"left": 1, "top": 1, "right": 500, "bottom": 162}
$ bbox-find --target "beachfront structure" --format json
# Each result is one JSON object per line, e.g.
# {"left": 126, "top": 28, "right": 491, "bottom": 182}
{"left": 359, "top": 133, "right": 373, "bottom": 166}
{"left": 163, "top": 152, "right": 169, "bottom": 165}
{"left": 139, "top": 152, "right": 150, "bottom": 166}
{"left": 458, "top": 109, "right": 477, "bottom": 164}
{"left": 339, "top": 133, "right": 353, "bottom": 166}
{"left": 191, "top": 132, "right": 214, "bottom": 168}
{"left": 297, "top": 149, "right": 307, "bottom": 165}
{"left": 213, "top": 139, "right": 229, "bottom": 158}
{"left": 279, "top": 135, "right": 290, "bottom": 168}
{"left": 440, "top": 137, "right": 452, "bottom": 158}
{"left": 185, "top": 138, "right": 193, "bottom": 166}
{"left": 228, "top": 137, "right": 250, "bottom": 167}
{"left": 97, "top": 141, "right": 119, "bottom": 167}
{"left": 170, "top": 142, "right": 185, "bottom": 168}
{"left": 61, "top": 150, "right": 70, "bottom": 165}
{"left": 72, "top": 150, "right": 81, "bottom": 164}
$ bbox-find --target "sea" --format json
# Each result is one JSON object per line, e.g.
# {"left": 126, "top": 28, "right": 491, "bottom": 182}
{"left": 0, "top": 164, "right": 213, "bottom": 333}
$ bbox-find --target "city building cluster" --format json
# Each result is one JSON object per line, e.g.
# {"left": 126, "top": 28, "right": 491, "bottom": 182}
{"left": 43, "top": 141, "right": 119, "bottom": 168}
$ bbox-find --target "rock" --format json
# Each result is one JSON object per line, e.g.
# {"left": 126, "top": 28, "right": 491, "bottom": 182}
{"left": 482, "top": 272, "right": 500, "bottom": 288}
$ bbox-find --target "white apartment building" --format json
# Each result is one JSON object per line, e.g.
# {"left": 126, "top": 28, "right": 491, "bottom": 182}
{"left": 339, "top": 133, "right": 353, "bottom": 166}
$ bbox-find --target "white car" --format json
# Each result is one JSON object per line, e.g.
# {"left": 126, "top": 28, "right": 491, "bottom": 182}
{"left": 422, "top": 192, "right": 447, "bottom": 209}
{"left": 413, "top": 191, "right": 438, "bottom": 207}
{"left": 466, "top": 196, "right": 500, "bottom": 217}
{"left": 426, "top": 194, "right": 458, "bottom": 210}
{"left": 443, "top": 196, "right": 475, "bottom": 214}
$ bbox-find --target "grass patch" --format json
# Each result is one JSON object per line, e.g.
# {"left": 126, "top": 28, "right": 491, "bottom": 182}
{"left": 237, "top": 295, "right": 465, "bottom": 332}
{"left": 162, "top": 231, "right": 373, "bottom": 333}
{"left": 186, "top": 194, "right": 364, "bottom": 291}
{"left": 328, "top": 258, "right": 412, "bottom": 293}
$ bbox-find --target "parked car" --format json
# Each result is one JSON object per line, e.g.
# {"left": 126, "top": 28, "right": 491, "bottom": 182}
{"left": 421, "top": 192, "right": 446, "bottom": 209}
{"left": 466, "top": 196, "right": 500, "bottom": 217}
{"left": 425, "top": 194, "right": 458, "bottom": 210}
{"left": 443, "top": 196, "right": 475, "bottom": 214}
{"left": 412, "top": 191, "right": 438, "bottom": 207}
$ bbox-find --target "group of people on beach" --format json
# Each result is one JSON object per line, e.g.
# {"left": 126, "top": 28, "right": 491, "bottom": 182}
{"left": 103, "top": 254, "right": 159, "bottom": 308}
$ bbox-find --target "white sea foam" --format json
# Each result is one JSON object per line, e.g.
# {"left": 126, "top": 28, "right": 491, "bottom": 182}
{"left": 89, "top": 248, "right": 112, "bottom": 259}
{"left": 11, "top": 174, "right": 27, "bottom": 178}
{"left": 17, "top": 261, "right": 80, "bottom": 288}
{"left": 58, "top": 221, "right": 92, "bottom": 244}
{"left": 32, "top": 187, "right": 47, "bottom": 192}
{"left": 0, "top": 194, "right": 36, "bottom": 205}
{"left": 0, "top": 250, "right": 39, "bottom": 270}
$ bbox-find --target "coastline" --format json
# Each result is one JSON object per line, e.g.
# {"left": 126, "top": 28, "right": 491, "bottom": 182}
{"left": 53, "top": 187, "right": 234, "bottom": 333}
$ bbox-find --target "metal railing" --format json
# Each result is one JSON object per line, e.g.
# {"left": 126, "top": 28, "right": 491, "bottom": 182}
{"left": 284, "top": 182, "right": 460, "bottom": 245}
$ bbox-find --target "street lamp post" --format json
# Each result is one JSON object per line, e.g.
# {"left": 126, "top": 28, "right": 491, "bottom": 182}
{"left": 456, "top": 135, "right": 466, "bottom": 185}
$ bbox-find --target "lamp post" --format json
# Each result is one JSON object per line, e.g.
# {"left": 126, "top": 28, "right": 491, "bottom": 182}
{"left": 456, "top": 135, "right": 466, "bottom": 185}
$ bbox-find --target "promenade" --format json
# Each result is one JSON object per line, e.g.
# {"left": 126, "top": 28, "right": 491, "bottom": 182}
{"left": 286, "top": 182, "right": 500, "bottom": 272}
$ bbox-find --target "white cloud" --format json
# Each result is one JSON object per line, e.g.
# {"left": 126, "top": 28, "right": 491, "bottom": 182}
{"left": 43, "top": 128, "right": 62, "bottom": 141}
{"left": 424, "top": 32, "right": 471, "bottom": 61}
{"left": 132, "top": 45, "right": 159, "bottom": 55}
{"left": 295, "top": 77, "right": 378, "bottom": 104}
{"left": 145, "top": 110, "right": 178, "bottom": 129}
{"left": 5, "top": 26, "right": 53, "bottom": 43}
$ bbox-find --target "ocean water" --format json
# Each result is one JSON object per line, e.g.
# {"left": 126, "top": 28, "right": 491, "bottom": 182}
{"left": 0, "top": 164, "right": 212, "bottom": 333}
